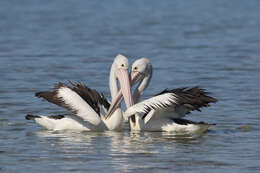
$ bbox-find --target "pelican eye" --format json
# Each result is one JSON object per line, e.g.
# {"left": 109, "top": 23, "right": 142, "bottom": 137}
{"left": 134, "top": 67, "right": 138, "bottom": 70}
{"left": 121, "top": 64, "right": 125, "bottom": 67}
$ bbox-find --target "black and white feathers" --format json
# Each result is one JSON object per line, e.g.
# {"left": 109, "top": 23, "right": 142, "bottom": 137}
{"left": 125, "top": 87, "right": 217, "bottom": 119}
{"left": 35, "top": 81, "right": 110, "bottom": 125}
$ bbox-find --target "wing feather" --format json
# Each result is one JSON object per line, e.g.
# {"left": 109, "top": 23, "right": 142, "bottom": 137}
{"left": 125, "top": 93, "right": 178, "bottom": 117}
{"left": 125, "top": 87, "right": 217, "bottom": 120}
{"left": 35, "top": 82, "right": 110, "bottom": 125}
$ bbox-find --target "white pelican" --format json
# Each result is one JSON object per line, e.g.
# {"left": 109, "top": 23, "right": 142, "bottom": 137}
{"left": 106, "top": 58, "right": 217, "bottom": 133}
{"left": 26, "top": 54, "right": 134, "bottom": 131}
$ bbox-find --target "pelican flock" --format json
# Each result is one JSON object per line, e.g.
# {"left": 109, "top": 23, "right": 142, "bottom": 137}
{"left": 27, "top": 54, "right": 217, "bottom": 134}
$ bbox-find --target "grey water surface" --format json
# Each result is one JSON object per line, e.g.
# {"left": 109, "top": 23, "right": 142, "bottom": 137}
{"left": 1, "top": 0, "right": 260, "bottom": 172}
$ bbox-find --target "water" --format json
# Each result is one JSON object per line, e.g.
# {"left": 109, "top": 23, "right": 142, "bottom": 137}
{"left": 1, "top": 0, "right": 260, "bottom": 172}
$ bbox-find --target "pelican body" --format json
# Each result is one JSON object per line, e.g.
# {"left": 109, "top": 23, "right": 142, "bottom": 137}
{"left": 26, "top": 54, "right": 134, "bottom": 131}
{"left": 106, "top": 58, "right": 217, "bottom": 133}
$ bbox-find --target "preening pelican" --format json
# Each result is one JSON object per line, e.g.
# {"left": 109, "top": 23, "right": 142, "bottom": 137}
{"left": 106, "top": 58, "right": 217, "bottom": 133}
{"left": 26, "top": 54, "right": 134, "bottom": 131}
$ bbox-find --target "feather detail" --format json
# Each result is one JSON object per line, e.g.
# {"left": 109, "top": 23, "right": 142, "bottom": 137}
{"left": 125, "top": 93, "right": 178, "bottom": 117}
{"left": 125, "top": 87, "right": 217, "bottom": 119}
{"left": 35, "top": 81, "right": 111, "bottom": 125}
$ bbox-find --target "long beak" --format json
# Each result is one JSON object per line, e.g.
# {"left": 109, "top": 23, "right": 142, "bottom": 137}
{"left": 130, "top": 71, "right": 143, "bottom": 85}
{"left": 104, "top": 69, "right": 134, "bottom": 120}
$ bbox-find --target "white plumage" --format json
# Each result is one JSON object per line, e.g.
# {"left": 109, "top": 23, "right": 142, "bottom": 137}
{"left": 33, "top": 115, "right": 98, "bottom": 131}
{"left": 125, "top": 93, "right": 178, "bottom": 117}
{"left": 125, "top": 58, "right": 217, "bottom": 133}
{"left": 57, "top": 86, "right": 101, "bottom": 125}
{"left": 26, "top": 54, "right": 134, "bottom": 131}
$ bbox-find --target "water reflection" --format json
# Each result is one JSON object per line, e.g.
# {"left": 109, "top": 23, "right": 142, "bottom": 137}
{"left": 29, "top": 129, "right": 210, "bottom": 172}
{"left": 32, "top": 129, "right": 205, "bottom": 149}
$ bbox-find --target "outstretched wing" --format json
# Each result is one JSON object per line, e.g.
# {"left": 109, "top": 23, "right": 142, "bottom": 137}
{"left": 125, "top": 87, "right": 217, "bottom": 120}
{"left": 35, "top": 81, "right": 110, "bottom": 125}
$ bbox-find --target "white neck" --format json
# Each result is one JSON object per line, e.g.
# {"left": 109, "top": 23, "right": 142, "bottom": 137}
{"left": 133, "top": 68, "right": 152, "bottom": 103}
{"left": 109, "top": 62, "right": 118, "bottom": 102}
{"left": 130, "top": 64, "right": 152, "bottom": 130}
{"left": 105, "top": 60, "right": 123, "bottom": 130}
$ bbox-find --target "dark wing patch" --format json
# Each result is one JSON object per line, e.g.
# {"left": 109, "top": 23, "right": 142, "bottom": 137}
{"left": 35, "top": 82, "right": 78, "bottom": 115}
{"left": 141, "top": 108, "right": 151, "bottom": 119}
{"left": 25, "top": 114, "right": 41, "bottom": 120}
{"left": 171, "top": 118, "right": 212, "bottom": 125}
{"left": 35, "top": 83, "right": 69, "bottom": 106}
{"left": 141, "top": 87, "right": 217, "bottom": 120}
{"left": 155, "top": 86, "right": 217, "bottom": 112}
{"left": 47, "top": 115, "right": 65, "bottom": 120}
{"left": 35, "top": 81, "right": 110, "bottom": 116}
{"left": 68, "top": 81, "right": 110, "bottom": 113}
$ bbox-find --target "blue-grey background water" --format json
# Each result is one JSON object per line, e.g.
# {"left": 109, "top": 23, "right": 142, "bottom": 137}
{"left": 1, "top": 0, "right": 260, "bottom": 172}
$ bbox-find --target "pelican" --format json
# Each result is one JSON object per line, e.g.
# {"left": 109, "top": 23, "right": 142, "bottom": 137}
{"left": 106, "top": 58, "right": 217, "bottom": 133}
{"left": 26, "top": 54, "right": 134, "bottom": 131}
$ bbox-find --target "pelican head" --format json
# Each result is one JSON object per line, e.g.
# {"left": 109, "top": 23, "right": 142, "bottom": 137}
{"left": 113, "top": 54, "right": 130, "bottom": 70}
{"left": 104, "top": 54, "right": 134, "bottom": 120}
{"left": 131, "top": 57, "right": 152, "bottom": 85}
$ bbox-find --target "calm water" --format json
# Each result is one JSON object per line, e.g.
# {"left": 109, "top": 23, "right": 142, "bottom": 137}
{"left": 1, "top": 0, "right": 260, "bottom": 172}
